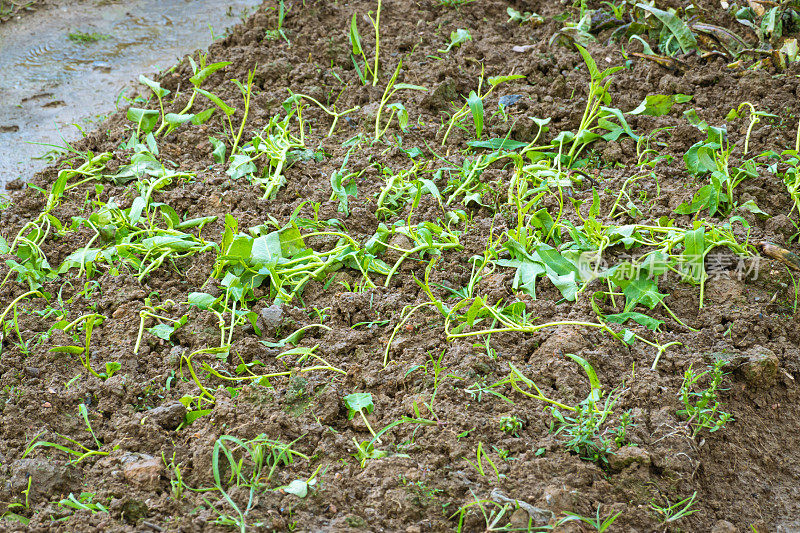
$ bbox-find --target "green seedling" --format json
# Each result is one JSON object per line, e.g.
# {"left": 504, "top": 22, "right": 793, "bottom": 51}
{"left": 677, "top": 360, "right": 733, "bottom": 438}
{"left": 650, "top": 491, "right": 698, "bottom": 524}
{"left": 498, "top": 415, "right": 523, "bottom": 436}
{"left": 349, "top": 1, "right": 382, "bottom": 85}
{"left": 558, "top": 507, "right": 623, "bottom": 532}
{"left": 23, "top": 404, "right": 112, "bottom": 464}
{"left": 634, "top": 3, "right": 698, "bottom": 55}
{"left": 344, "top": 392, "right": 379, "bottom": 441}
{"left": 507, "top": 7, "right": 544, "bottom": 24}
{"left": 451, "top": 490, "right": 525, "bottom": 533}
{"left": 374, "top": 60, "right": 427, "bottom": 141}
{"left": 676, "top": 110, "right": 764, "bottom": 218}
{"left": 463, "top": 441, "right": 501, "bottom": 480}
{"left": 228, "top": 110, "right": 304, "bottom": 198}
{"left": 58, "top": 493, "right": 109, "bottom": 515}
{"left": 438, "top": 28, "right": 471, "bottom": 53}
{"left": 284, "top": 90, "right": 360, "bottom": 137}
{"left": 49, "top": 313, "right": 114, "bottom": 379}
{"left": 560, "top": 45, "right": 633, "bottom": 167}
{"left": 441, "top": 71, "right": 525, "bottom": 145}
{"left": 264, "top": 0, "right": 289, "bottom": 43}
{"left": 197, "top": 68, "right": 255, "bottom": 158}
{"left": 207, "top": 434, "right": 307, "bottom": 532}
{"left": 163, "top": 452, "right": 188, "bottom": 499}
{"left": 329, "top": 145, "right": 365, "bottom": 216}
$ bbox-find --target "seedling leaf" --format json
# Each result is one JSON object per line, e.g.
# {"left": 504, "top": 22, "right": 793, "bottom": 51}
{"left": 344, "top": 392, "right": 374, "bottom": 419}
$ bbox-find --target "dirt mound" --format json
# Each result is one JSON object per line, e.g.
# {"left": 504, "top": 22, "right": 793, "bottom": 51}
{"left": 1, "top": 0, "right": 799, "bottom": 531}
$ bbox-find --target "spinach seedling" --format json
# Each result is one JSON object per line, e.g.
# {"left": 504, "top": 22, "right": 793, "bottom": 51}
{"left": 344, "top": 392, "right": 379, "bottom": 441}
{"left": 438, "top": 29, "right": 472, "bottom": 53}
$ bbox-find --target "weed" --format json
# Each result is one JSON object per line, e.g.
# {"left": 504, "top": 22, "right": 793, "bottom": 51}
{"left": 558, "top": 506, "right": 623, "bottom": 531}
{"left": 649, "top": 491, "right": 698, "bottom": 524}
{"left": 263, "top": 0, "right": 289, "bottom": 43}
{"left": 23, "top": 404, "right": 114, "bottom": 464}
{"left": 349, "top": 1, "right": 383, "bottom": 86}
{"left": 344, "top": 392, "right": 379, "bottom": 441}
{"left": 677, "top": 360, "right": 733, "bottom": 439}
{"left": 438, "top": 29, "right": 471, "bottom": 53}
{"left": 57, "top": 492, "right": 109, "bottom": 515}
{"left": 498, "top": 415, "right": 523, "bottom": 437}
{"left": 374, "top": 60, "right": 427, "bottom": 141}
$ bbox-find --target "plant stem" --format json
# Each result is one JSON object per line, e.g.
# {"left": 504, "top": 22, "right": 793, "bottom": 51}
{"left": 372, "top": 0, "right": 381, "bottom": 86}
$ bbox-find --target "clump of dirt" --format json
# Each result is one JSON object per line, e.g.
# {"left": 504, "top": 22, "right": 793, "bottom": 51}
{"left": 1, "top": 0, "right": 799, "bottom": 531}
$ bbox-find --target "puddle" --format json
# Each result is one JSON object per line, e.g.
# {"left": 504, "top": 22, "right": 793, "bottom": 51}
{"left": 0, "top": 0, "right": 261, "bottom": 188}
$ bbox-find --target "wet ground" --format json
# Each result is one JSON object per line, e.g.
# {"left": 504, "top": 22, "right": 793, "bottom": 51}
{"left": 0, "top": 0, "right": 260, "bottom": 187}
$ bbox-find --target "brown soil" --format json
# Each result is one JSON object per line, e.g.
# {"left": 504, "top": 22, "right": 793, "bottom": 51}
{"left": 1, "top": 0, "right": 800, "bottom": 532}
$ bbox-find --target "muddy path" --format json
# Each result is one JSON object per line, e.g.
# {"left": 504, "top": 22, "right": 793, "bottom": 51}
{"left": 0, "top": 0, "right": 260, "bottom": 187}
{"left": 0, "top": 0, "right": 799, "bottom": 531}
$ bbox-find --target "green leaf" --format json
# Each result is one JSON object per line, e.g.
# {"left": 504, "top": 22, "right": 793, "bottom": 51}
{"left": 344, "top": 392, "right": 374, "bottom": 419}
{"left": 387, "top": 103, "right": 409, "bottom": 130}
{"left": 188, "top": 292, "right": 218, "bottom": 310}
{"left": 227, "top": 153, "right": 256, "bottom": 179}
{"left": 105, "top": 361, "right": 121, "bottom": 377}
{"left": 467, "top": 139, "right": 529, "bottom": 151}
{"left": 629, "top": 94, "right": 693, "bottom": 116}
{"left": 138, "top": 75, "right": 170, "bottom": 98}
{"left": 164, "top": 113, "right": 195, "bottom": 135}
{"left": 147, "top": 322, "right": 178, "bottom": 341}
{"left": 636, "top": 3, "right": 698, "bottom": 54}
{"left": 176, "top": 215, "right": 217, "bottom": 230}
{"left": 488, "top": 74, "right": 526, "bottom": 87}
{"left": 191, "top": 108, "right": 215, "bottom": 125}
{"left": 393, "top": 83, "right": 428, "bottom": 92}
{"left": 565, "top": 353, "right": 602, "bottom": 398}
{"left": 467, "top": 91, "right": 484, "bottom": 140}
{"left": 738, "top": 199, "right": 769, "bottom": 218}
{"left": 209, "top": 137, "right": 227, "bottom": 164}
{"left": 195, "top": 88, "right": 235, "bottom": 116}
{"left": 683, "top": 226, "right": 705, "bottom": 283}
{"left": 126, "top": 108, "right": 160, "bottom": 134}
{"left": 189, "top": 61, "right": 231, "bottom": 87}
{"left": 349, "top": 13, "right": 363, "bottom": 55}
{"left": 50, "top": 346, "right": 85, "bottom": 355}
{"left": 612, "top": 272, "right": 667, "bottom": 312}
{"left": 282, "top": 479, "right": 311, "bottom": 498}
{"left": 439, "top": 28, "right": 472, "bottom": 52}
{"left": 603, "top": 311, "right": 663, "bottom": 331}
{"left": 251, "top": 232, "right": 284, "bottom": 267}
{"left": 575, "top": 43, "right": 600, "bottom": 81}
{"left": 184, "top": 409, "right": 212, "bottom": 425}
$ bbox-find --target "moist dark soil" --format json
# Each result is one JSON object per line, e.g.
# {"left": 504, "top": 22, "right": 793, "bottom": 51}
{"left": 1, "top": 0, "right": 800, "bottom": 531}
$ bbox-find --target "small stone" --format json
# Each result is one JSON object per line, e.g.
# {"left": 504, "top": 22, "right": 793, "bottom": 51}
{"left": 258, "top": 304, "right": 285, "bottom": 333}
{"left": 11, "top": 458, "right": 73, "bottom": 500}
{"left": 609, "top": 446, "right": 651, "bottom": 472}
{"left": 405, "top": 526, "right": 421, "bottom": 533}
{"left": 740, "top": 346, "right": 779, "bottom": 388}
{"left": 147, "top": 401, "right": 186, "bottom": 430}
{"left": 539, "top": 485, "right": 575, "bottom": 512}
{"left": 167, "top": 345, "right": 185, "bottom": 367}
{"left": 711, "top": 519, "right": 737, "bottom": 533}
{"left": 42, "top": 402, "right": 52, "bottom": 408}
{"left": 509, "top": 508, "right": 530, "bottom": 529}
{"left": 121, "top": 454, "right": 163, "bottom": 489}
